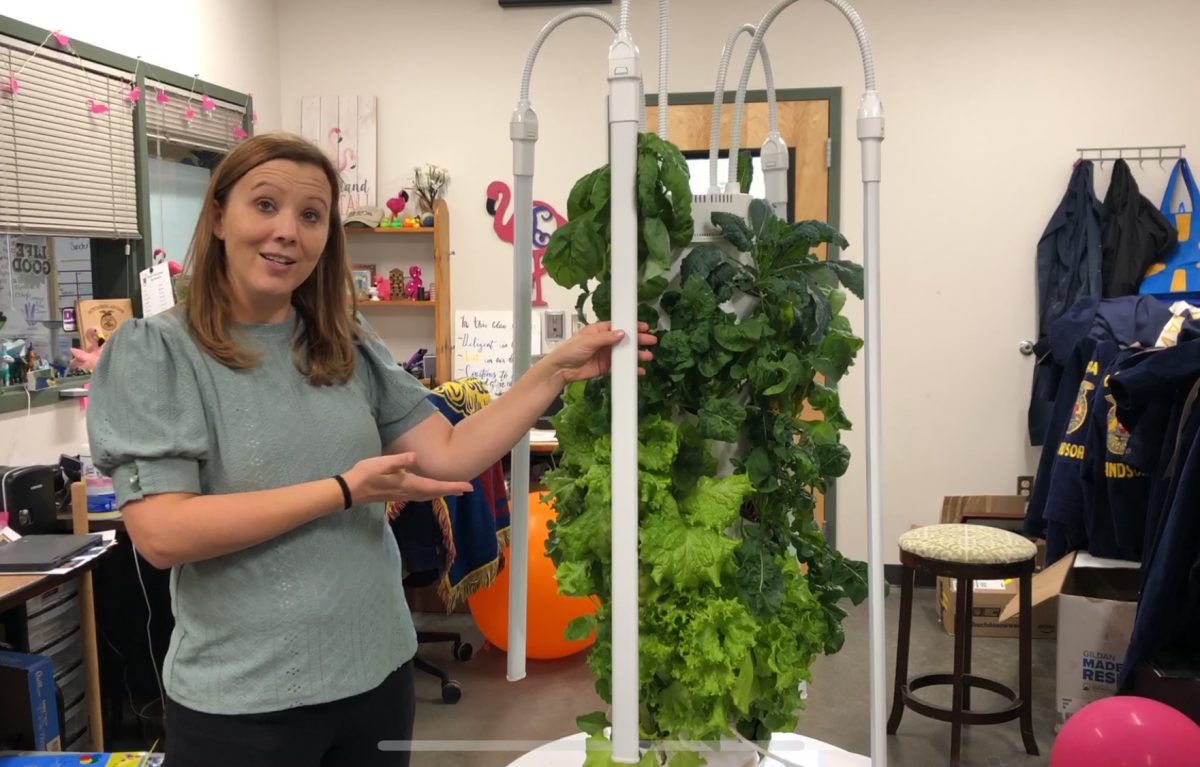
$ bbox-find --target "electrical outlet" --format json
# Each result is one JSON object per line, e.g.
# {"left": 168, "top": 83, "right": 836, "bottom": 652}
{"left": 545, "top": 311, "right": 565, "bottom": 342}
{"left": 571, "top": 314, "right": 585, "bottom": 335}
{"left": 1016, "top": 475, "right": 1034, "bottom": 497}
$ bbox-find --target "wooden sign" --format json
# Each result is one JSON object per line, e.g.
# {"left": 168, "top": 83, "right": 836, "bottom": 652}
{"left": 300, "top": 96, "right": 378, "bottom": 219}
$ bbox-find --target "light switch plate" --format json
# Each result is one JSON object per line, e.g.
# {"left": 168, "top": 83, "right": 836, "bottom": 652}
{"left": 545, "top": 311, "right": 566, "bottom": 341}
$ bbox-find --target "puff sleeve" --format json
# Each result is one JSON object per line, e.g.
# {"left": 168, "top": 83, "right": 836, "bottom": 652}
{"left": 357, "top": 323, "right": 438, "bottom": 447}
{"left": 86, "top": 317, "right": 209, "bottom": 508}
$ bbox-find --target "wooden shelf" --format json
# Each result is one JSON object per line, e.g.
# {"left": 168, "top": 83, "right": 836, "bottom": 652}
{"left": 344, "top": 226, "right": 434, "bottom": 235}
{"left": 359, "top": 299, "right": 437, "bottom": 309}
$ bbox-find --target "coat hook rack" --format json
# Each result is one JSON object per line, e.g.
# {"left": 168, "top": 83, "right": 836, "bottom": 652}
{"left": 1077, "top": 144, "right": 1186, "bottom": 168}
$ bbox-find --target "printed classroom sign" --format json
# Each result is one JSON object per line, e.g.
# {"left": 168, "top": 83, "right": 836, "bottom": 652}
{"left": 453, "top": 310, "right": 542, "bottom": 396}
{"left": 0, "top": 236, "right": 52, "bottom": 354}
{"left": 300, "top": 95, "right": 377, "bottom": 218}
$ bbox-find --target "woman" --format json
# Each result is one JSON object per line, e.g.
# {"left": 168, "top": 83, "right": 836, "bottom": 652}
{"left": 86, "top": 133, "right": 655, "bottom": 767}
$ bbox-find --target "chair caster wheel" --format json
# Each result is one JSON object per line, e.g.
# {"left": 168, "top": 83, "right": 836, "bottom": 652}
{"left": 441, "top": 680, "right": 462, "bottom": 704}
{"left": 453, "top": 641, "right": 473, "bottom": 661}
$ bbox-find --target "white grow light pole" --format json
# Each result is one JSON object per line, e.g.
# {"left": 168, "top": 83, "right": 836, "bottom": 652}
{"left": 725, "top": 1, "right": 887, "bottom": 764}
{"left": 509, "top": 7, "right": 619, "bottom": 684}
{"left": 608, "top": 1, "right": 641, "bottom": 760}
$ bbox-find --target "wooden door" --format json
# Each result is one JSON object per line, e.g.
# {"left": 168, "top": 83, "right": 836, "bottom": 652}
{"left": 647, "top": 92, "right": 837, "bottom": 530}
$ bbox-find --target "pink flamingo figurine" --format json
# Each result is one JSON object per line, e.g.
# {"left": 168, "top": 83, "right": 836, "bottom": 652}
{"left": 485, "top": 180, "right": 566, "bottom": 307}
{"left": 87, "top": 100, "right": 109, "bottom": 115}
{"left": 232, "top": 125, "right": 248, "bottom": 139}
{"left": 405, "top": 266, "right": 423, "bottom": 301}
{"left": 155, "top": 88, "right": 169, "bottom": 104}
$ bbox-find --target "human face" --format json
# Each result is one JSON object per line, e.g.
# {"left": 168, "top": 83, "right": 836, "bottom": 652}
{"left": 213, "top": 159, "right": 332, "bottom": 324}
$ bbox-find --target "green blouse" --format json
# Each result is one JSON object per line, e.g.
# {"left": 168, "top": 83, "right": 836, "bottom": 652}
{"left": 86, "top": 308, "right": 436, "bottom": 715}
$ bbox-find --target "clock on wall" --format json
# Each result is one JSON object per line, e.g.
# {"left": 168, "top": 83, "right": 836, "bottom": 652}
{"left": 499, "top": 1, "right": 611, "bottom": 6}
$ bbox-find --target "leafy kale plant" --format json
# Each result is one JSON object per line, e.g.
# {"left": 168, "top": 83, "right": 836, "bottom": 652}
{"left": 540, "top": 133, "right": 868, "bottom": 765}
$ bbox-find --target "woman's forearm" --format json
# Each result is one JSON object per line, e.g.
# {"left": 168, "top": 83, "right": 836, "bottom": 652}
{"left": 123, "top": 478, "right": 346, "bottom": 568}
{"left": 432, "top": 356, "right": 565, "bottom": 481}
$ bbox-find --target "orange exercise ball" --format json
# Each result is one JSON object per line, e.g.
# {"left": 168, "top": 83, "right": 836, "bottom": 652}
{"left": 467, "top": 492, "right": 597, "bottom": 660}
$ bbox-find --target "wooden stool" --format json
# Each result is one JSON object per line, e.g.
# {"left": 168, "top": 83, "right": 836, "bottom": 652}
{"left": 887, "top": 524, "right": 1040, "bottom": 767}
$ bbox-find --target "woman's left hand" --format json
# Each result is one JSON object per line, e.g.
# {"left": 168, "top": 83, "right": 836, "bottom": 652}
{"left": 548, "top": 321, "right": 657, "bottom": 384}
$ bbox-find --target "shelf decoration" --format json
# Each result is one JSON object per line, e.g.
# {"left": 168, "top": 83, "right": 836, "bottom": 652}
{"left": 412, "top": 164, "right": 449, "bottom": 215}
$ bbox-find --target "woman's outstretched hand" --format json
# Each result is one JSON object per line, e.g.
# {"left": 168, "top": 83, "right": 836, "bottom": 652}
{"left": 546, "top": 321, "right": 657, "bottom": 384}
{"left": 344, "top": 453, "right": 472, "bottom": 508}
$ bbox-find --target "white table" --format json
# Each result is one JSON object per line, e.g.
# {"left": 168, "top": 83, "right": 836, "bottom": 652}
{"left": 505, "top": 732, "right": 870, "bottom": 767}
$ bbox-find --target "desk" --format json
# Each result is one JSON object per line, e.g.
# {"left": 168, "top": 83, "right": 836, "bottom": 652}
{"left": 0, "top": 483, "right": 110, "bottom": 752}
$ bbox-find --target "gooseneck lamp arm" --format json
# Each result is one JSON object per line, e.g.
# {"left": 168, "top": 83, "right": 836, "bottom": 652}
{"left": 509, "top": 7, "right": 619, "bottom": 685}
{"left": 726, "top": 1, "right": 887, "bottom": 764}
{"left": 708, "top": 23, "right": 781, "bottom": 195}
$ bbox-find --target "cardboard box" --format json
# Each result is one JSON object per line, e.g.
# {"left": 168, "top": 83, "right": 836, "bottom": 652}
{"left": 937, "top": 576, "right": 1057, "bottom": 639}
{"left": 0, "top": 650, "right": 62, "bottom": 750}
{"left": 940, "top": 495, "right": 1028, "bottom": 526}
{"left": 1000, "top": 552, "right": 1140, "bottom": 719}
{"left": 75, "top": 298, "right": 133, "bottom": 344}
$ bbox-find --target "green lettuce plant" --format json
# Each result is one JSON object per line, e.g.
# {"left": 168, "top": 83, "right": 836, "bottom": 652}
{"left": 540, "top": 133, "right": 868, "bottom": 766}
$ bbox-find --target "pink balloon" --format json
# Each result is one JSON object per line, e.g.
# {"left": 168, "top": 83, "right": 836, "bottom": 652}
{"left": 1051, "top": 696, "right": 1200, "bottom": 767}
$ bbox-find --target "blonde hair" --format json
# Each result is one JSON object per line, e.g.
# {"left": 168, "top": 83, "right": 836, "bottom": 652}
{"left": 182, "top": 132, "right": 359, "bottom": 386}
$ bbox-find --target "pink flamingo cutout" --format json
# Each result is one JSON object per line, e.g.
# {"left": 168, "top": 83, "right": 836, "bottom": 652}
{"left": 51, "top": 31, "right": 70, "bottom": 48}
{"left": 201, "top": 94, "right": 215, "bottom": 112}
{"left": 87, "top": 100, "right": 109, "bottom": 115}
{"left": 126, "top": 85, "right": 141, "bottom": 104}
{"left": 155, "top": 88, "right": 169, "bottom": 104}
{"left": 2, "top": 76, "right": 17, "bottom": 95}
{"left": 185, "top": 105, "right": 195, "bottom": 121}
{"left": 486, "top": 180, "right": 566, "bottom": 307}
{"left": 232, "top": 125, "right": 248, "bottom": 139}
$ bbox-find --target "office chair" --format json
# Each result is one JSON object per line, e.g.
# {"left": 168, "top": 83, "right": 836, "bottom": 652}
{"left": 401, "top": 567, "right": 473, "bottom": 704}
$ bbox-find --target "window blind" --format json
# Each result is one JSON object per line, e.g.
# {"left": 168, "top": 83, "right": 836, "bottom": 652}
{"left": 144, "top": 79, "right": 247, "bottom": 154}
{"left": 0, "top": 34, "right": 139, "bottom": 239}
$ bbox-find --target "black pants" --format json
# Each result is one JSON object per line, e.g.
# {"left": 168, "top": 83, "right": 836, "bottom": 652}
{"left": 163, "top": 662, "right": 416, "bottom": 767}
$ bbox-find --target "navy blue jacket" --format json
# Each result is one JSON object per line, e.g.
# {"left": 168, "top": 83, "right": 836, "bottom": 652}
{"left": 1109, "top": 339, "right": 1200, "bottom": 689}
{"left": 1029, "top": 161, "right": 1105, "bottom": 445}
{"left": 1025, "top": 296, "right": 1173, "bottom": 563}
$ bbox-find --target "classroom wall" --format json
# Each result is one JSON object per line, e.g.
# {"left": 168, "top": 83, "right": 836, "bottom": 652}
{"left": 277, "top": 0, "right": 1200, "bottom": 562}
{"left": 2, "top": 0, "right": 282, "bottom": 131}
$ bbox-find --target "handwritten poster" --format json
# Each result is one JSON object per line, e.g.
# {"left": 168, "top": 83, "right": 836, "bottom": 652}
{"left": 0, "top": 236, "right": 52, "bottom": 355}
{"left": 453, "top": 310, "right": 542, "bottom": 396}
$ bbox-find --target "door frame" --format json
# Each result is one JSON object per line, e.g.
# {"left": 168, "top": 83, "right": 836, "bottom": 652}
{"left": 645, "top": 87, "right": 847, "bottom": 548}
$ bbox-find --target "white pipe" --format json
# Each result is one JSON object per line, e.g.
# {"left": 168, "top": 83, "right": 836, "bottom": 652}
{"left": 708, "top": 24, "right": 780, "bottom": 194}
{"left": 510, "top": 5, "right": 620, "bottom": 685}
{"left": 657, "top": 0, "right": 669, "bottom": 140}
{"left": 508, "top": 104, "right": 537, "bottom": 683}
{"left": 724, "top": 3, "right": 888, "bottom": 764}
{"left": 619, "top": 0, "right": 631, "bottom": 32}
{"left": 858, "top": 88, "right": 886, "bottom": 767}
{"left": 607, "top": 27, "right": 641, "bottom": 765}
{"left": 726, "top": 0, "right": 876, "bottom": 189}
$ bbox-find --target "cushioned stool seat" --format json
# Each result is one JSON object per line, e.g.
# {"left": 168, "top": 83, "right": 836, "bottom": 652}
{"left": 888, "top": 523, "right": 1040, "bottom": 767}
{"left": 898, "top": 524, "right": 1038, "bottom": 565}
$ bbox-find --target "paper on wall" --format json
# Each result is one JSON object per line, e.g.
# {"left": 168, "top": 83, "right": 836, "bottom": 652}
{"left": 453, "top": 310, "right": 542, "bottom": 395}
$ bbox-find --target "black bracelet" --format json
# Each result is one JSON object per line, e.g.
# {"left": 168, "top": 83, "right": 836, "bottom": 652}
{"left": 333, "top": 474, "right": 353, "bottom": 510}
